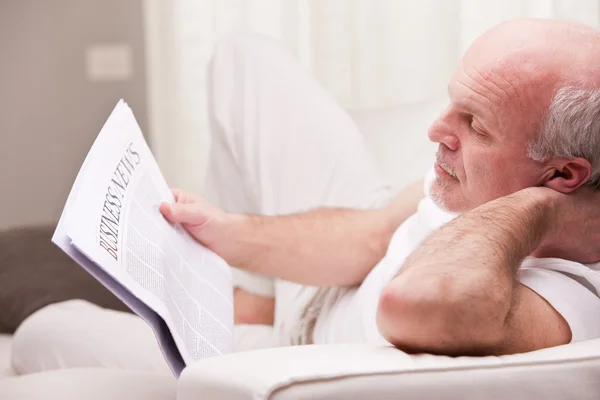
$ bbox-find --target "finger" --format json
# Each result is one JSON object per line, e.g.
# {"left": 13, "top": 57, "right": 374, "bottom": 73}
{"left": 171, "top": 189, "right": 205, "bottom": 204}
{"left": 160, "top": 202, "right": 209, "bottom": 226}
{"left": 171, "top": 189, "right": 185, "bottom": 202}
{"left": 159, "top": 202, "right": 177, "bottom": 223}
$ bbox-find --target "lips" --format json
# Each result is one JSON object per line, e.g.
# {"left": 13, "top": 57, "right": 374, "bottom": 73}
{"left": 434, "top": 158, "right": 458, "bottom": 179}
{"left": 435, "top": 147, "right": 459, "bottom": 179}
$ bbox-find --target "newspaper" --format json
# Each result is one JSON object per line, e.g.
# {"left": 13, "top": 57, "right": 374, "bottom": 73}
{"left": 52, "top": 100, "right": 234, "bottom": 376}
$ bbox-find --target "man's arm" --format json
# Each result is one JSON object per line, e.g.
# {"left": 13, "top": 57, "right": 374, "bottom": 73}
{"left": 161, "top": 180, "right": 424, "bottom": 287}
{"left": 376, "top": 188, "right": 576, "bottom": 356}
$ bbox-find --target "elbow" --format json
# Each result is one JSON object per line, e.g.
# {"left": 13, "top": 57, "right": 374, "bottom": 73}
{"left": 376, "top": 275, "right": 509, "bottom": 355}
{"left": 376, "top": 279, "right": 452, "bottom": 353}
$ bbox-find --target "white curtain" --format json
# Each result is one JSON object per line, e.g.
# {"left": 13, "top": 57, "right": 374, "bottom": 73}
{"left": 143, "top": 0, "right": 600, "bottom": 193}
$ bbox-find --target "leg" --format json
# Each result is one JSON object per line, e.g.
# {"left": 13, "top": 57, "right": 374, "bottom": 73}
{"left": 11, "top": 300, "right": 276, "bottom": 374}
{"left": 11, "top": 300, "right": 171, "bottom": 375}
{"left": 204, "top": 35, "right": 392, "bottom": 345}
{"left": 234, "top": 287, "right": 274, "bottom": 325}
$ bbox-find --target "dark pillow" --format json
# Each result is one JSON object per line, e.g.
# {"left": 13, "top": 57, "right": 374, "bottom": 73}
{"left": 0, "top": 224, "right": 132, "bottom": 333}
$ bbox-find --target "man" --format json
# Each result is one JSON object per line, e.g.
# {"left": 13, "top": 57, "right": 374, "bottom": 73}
{"left": 11, "top": 18, "right": 600, "bottom": 374}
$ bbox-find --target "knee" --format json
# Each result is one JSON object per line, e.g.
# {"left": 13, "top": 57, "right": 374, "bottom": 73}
{"left": 13, "top": 300, "right": 172, "bottom": 375}
{"left": 213, "top": 33, "right": 284, "bottom": 63}
{"left": 209, "top": 34, "right": 292, "bottom": 85}
{"left": 11, "top": 300, "right": 86, "bottom": 374}
{"left": 207, "top": 34, "right": 292, "bottom": 141}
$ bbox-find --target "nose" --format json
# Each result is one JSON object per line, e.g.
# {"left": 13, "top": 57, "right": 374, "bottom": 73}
{"left": 428, "top": 107, "right": 460, "bottom": 151}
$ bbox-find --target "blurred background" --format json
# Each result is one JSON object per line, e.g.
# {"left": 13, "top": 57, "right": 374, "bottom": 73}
{"left": 1, "top": 0, "right": 599, "bottom": 231}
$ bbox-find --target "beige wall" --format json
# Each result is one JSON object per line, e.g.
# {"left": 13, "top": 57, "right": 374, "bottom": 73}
{"left": 0, "top": 0, "right": 148, "bottom": 230}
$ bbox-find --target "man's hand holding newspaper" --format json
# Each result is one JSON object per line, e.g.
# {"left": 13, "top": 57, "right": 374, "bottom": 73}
{"left": 53, "top": 100, "right": 233, "bottom": 376}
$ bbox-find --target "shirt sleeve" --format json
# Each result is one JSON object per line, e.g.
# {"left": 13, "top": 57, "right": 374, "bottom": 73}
{"left": 517, "top": 265, "right": 600, "bottom": 342}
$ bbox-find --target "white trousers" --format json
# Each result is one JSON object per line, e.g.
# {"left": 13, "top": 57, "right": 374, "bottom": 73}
{"left": 11, "top": 35, "right": 391, "bottom": 375}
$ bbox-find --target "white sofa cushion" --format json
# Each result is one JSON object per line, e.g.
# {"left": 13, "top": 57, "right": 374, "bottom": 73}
{"left": 0, "top": 334, "right": 14, "bottom": 379}
{"left": 0, "top": 368, "right": 175, "bottom": 400}
{"left": 178, "top": 340, "right": 600, "bottom": 400}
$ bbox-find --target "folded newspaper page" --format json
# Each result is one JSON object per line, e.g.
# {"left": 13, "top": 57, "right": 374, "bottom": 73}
{"left": 52, "top": 100, "right": 234, "bottom": 376}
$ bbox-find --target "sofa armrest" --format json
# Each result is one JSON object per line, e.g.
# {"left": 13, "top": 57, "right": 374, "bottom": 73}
{"left": 0, "top": 368, "right": 175, "bottom": 400}
{"left": 177, "top": 340, "right": 600, "bottom": 400}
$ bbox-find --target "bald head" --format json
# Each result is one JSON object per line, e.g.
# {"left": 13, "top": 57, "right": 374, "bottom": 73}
{"left": 452, "top": 19, "right": 600, "bottom": 139}
{"left": 429, "top": 18, "right": 600, "bottom": 212}
{"left": 467, "top": 18, "right": 600, "bottom": 90}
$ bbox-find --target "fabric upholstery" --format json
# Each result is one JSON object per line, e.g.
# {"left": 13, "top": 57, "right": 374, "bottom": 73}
{"left": 0, "top": 368, "right": 176, "bottom": 400}
{"left": 0, "top": 334, "right": 14, "bottom": 379}
{"left": 0, "top": 225, "right": 132, "bottom": 333}
{"left": 178, "top": 341, "right": 600, "bottom": 400}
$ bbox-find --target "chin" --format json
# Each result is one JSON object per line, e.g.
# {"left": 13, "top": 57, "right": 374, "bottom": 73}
{"left": 429, "top": 179, "right": 465, "bottom": 213}
{"left": 431, "top": 194, "right": 460, "bottom": 212}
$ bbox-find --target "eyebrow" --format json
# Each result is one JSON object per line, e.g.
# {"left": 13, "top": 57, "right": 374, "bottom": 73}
{"left": 447, "top": 84, "right": 479, "bottom": 116}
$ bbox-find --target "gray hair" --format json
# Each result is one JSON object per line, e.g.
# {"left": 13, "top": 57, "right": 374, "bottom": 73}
{"left": 527, "top": 86, "right": 600, "bottom": 189}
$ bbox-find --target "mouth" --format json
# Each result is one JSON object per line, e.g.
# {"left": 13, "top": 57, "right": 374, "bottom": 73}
{"left": 435, "top": 155, "right": 458, "bottom": 180}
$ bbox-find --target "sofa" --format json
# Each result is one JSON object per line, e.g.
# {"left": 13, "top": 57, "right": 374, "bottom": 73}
{"left": 1, "top": 99, "right": 599, "bottom": 399}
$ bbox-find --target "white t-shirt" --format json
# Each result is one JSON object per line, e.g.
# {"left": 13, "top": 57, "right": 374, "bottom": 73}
{"left": 312, "top": 169, "right": 600, "bottom": 345}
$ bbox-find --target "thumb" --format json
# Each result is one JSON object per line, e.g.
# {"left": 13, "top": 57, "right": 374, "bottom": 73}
{"left": 159, "top": 202, "right": 209, "bottom": 226}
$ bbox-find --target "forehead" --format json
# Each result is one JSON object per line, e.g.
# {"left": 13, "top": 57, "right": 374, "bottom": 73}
{"left": 448, "top": 53, "right": 556, "bottom": 137}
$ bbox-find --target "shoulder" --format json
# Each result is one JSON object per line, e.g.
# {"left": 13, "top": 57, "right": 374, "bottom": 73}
{"left": 518, "top": 257, "right": 600, "bottom": 342}
{"left": 520, "top": 256, "right": 600, "bottom": 290}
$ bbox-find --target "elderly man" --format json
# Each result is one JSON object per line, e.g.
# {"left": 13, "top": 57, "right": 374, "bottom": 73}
{"left": 11, "top": 18, "right": 600, "bottom": 374}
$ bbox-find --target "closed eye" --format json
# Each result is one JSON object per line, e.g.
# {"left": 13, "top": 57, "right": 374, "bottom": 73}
{"left": 468, "top": 116, "right": 485, "bottom": 136}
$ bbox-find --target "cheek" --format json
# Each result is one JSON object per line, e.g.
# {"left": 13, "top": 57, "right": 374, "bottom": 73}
{"left": 462, "top": 148, "right": 515, "bottom": 199}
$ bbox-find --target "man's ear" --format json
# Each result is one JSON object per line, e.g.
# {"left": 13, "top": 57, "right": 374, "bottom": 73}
{"left": 542, "top": 158, "right": 592, "bottom": 193}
